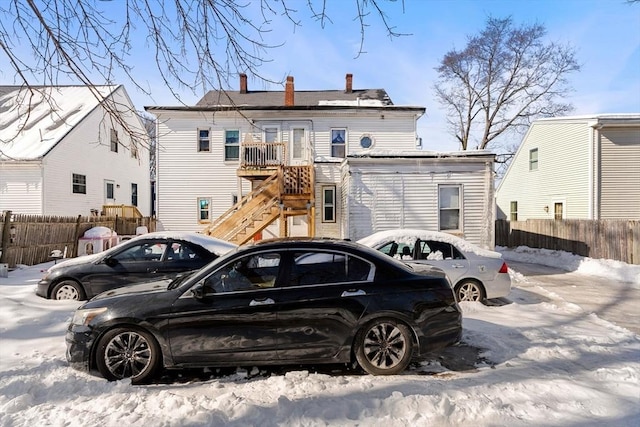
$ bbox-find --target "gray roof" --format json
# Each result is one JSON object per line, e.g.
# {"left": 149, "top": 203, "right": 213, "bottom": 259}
{"left": 197, "top": 88, "right": 393, "bottom": 107}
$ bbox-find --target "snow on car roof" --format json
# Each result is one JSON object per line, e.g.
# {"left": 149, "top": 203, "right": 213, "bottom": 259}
{"left": 357, "top": 229, "right": 502, "bottom": 259}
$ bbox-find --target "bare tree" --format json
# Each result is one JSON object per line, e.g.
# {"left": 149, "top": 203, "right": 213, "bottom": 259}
{"left": 0, "top": 0, "right": 406, "bottom": 152}
{"left": 0, "top": 1, "right": 405, "bottom": 101}
{"left": 434, "top": 16, "right": 581, "bottom": 151}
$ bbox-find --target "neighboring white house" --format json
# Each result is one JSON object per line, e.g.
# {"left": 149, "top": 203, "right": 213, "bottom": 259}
{"left": 147, "top": 74, "right": 496, "bottom": 247}
{"left": 496, "top": 114, "right": 640, "bottom": 221}
{"left": 0, "top": 85, "right": 151, "bottom": 217}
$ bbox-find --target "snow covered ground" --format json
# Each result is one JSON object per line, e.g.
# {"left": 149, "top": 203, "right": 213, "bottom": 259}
{"left": 1, "top": 247, "right": 639, "bottom": 426}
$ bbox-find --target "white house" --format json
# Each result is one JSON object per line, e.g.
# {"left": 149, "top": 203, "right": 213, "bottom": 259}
{"left": 147, "top": 74, "right": 496, "bottom": 247}
{"left": 0, "top": 85, "right": 151, "bottom": 217}
{"left": 496, "top": 114, "right": 640, "bottom": 221}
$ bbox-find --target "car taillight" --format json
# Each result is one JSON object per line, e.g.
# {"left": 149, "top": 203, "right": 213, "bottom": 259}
{"left": 499, "top": 262, "right": 509, "bottom": 274}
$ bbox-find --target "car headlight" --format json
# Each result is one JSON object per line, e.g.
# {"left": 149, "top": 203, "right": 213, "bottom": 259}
{"left": 72, "top": 307, "right": 108, "bottom": 326}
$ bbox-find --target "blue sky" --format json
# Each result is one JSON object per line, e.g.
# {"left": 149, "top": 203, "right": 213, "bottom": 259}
{"left": 2, "top": 0, "right": 639, "bottom": 152}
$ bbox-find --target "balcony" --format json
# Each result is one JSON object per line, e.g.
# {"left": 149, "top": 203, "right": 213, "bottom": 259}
{"left": 238, "top": 142, "right": 287, "bottom": 179}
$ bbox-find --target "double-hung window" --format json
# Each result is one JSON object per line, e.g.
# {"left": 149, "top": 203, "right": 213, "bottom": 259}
{"left": 198, "top": 198, "right": 211, "bottom": 222}
{"left": 198, "top": 129, "right": 210, "bottom": 152}
{"left": 510, "top": 201, "right": 518, "bottom": 221}
{"left": 110, "top": 129, "right": 118, "bottom": 152}
{"left": 439, "top": 185, "right": 461, "bottom": 231}
{"left": 322, "top": 185, "right": 336, "bottom": 222}
{"left": 225, "top": 130, "right": 240, "bottom": 160}
{"left": 529, "top": 148, "right": 538, "bottom": 171}
{"left": 331, "top": 129, "right": 346, "bottom": 158}
{"left": 72, "top": 173, "right": 86, "bottom": 194}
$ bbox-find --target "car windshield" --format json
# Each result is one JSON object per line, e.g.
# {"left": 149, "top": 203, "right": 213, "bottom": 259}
{"left": 167, "top": 271, "right": 194, "bottom": 290}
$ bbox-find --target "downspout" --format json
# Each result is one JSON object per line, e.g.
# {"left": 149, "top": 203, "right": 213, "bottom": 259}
{"left": 589, "top": 121, "right": 602, "bottom": 219}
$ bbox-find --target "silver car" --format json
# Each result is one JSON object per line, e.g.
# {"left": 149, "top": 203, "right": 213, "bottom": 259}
{"left": 358, "top": 229, "right": 511, "bottom": 302}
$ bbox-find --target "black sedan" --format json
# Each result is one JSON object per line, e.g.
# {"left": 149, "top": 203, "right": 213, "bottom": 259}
{"left": 66, "top": 239, "right": 462, "bottom": 383}
{"left": 37, "top": 232, "right": 237, "bottom": 300}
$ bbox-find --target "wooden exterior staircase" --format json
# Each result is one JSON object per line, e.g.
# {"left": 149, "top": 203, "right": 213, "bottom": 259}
{"left": 203, "top": 163, "right": 314, "bottom": 245}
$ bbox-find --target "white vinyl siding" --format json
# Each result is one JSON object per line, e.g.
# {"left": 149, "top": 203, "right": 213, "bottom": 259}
{"left": 496, "top": 121, "right": 590, "bottom": 220}
{"left": 345, "top": 157, "right": 494, "bottom": 248}
{"left": 599, "top": 128, "right": 640, "bottom": 219}
{"left": 0, "top": 162, "right": 43, "bottom": 215}
{"left": 42, "top": 87, "right": 151, "bottom": 216}
{"left": 155, "top": 113, "right": 251, "bottom": 231}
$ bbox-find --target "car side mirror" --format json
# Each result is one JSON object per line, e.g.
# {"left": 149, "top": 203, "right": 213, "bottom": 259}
{"left": 191, "top": 284, "right": 204, "bottom": 299}
{"left": 104, "top": 257, "right": 118, "bottom": 267}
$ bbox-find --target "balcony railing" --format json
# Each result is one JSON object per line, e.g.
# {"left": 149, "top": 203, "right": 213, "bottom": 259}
{"left": 240, "top": 142, "right": 287, "bottom": 168}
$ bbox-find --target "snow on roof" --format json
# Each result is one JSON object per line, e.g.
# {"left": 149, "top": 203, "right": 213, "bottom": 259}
{"left": 318, "top": 99, "right": 387, "bottom": 107}
{"left": 357, "top": 228, "right": 502, "bottom": 258}
{"left": 0, "top": 85, "right": 118, "bottom": 160}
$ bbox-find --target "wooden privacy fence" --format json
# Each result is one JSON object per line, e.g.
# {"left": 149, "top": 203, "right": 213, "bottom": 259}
{"left": 495, "top": 219, "right": 640, "bottom": 265}
{"left": 0, "top": 211, "right": 156, "bottom": 268}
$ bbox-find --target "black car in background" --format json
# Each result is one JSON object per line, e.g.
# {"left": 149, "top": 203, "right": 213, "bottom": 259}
{"left": 37, "top": 232, "right": 237, "bottom": 300}
{"left": 66, "top": 239, "right": 462, "bottom": 383}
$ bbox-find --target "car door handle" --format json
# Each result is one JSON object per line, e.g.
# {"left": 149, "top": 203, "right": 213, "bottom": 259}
{"left": 451, "top": 264, "right": 466, "bottom": 268}
{"left": 341, "top": 290, "right": 366, "bottom": 297}
{"left": 250, "top": 298, "right": 275, "bottom": 306}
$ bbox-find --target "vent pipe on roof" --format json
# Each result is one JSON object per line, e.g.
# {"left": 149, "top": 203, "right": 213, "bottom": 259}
{"left": 285, "top": 76, "right": 294, "bottom": 106}
{"left": 240, "top": 73, "right": 248, "bottom": 94}
{"left": 345, "top": 73, "right": 353, "bottom": 93}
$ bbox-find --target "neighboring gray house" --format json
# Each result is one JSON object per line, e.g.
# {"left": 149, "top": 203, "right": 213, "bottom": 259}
{"left": 496, "top": 114, "right": 640, "bottom": 221}
{"left": 147, "top": 73, "right": 496, "bottom": 247}
{"left": 0, "top": 85, "right": 151, "bottom": 217}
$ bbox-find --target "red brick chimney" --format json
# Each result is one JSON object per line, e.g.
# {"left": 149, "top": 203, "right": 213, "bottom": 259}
{"left": 285, "top": 76, "right": 294, "bottom": 106}
{"left": 240, "top": 73, "right": 248, "bottom": 94}
{"left": 345, "top": 73, "right": 353, "bottom": 93}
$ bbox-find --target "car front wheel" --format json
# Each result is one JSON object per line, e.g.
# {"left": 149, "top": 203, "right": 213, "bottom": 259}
{"left": 52, "top": 280, "right": 85, "bottom": 300}
{"left": 456, "top": 280, "right": 484, "bottom": 302}
{"left": 96, "top": 327, "right": 161, "bottom": 384}
{"left": 354, "top": 319, "right": 413, "bottom": 375}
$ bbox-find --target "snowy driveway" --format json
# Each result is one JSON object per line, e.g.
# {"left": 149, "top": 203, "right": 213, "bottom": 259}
{"left": 507, "top": 260, "right": 640, "bottom": 334}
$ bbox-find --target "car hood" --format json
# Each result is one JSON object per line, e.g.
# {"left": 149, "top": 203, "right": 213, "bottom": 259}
{"left": 47, "top": 253, "right": 103, "bottom": 271}
{"left": 90, "top": 278, "right": 173, "bottom": 301}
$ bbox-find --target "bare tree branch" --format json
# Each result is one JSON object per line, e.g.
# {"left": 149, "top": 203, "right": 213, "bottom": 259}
{"left": 1, "top": 0, "right": 407, "bottom": 149}
{"left": 433, "top": 16, "right": 581, "bottom": 151}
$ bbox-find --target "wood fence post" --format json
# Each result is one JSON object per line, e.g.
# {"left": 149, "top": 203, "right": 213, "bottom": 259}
{"left": 0, "top": 210, "right": 12, "bottom": 264}
{"left": 73, "top": 215, "right": 82, "bottom": 257}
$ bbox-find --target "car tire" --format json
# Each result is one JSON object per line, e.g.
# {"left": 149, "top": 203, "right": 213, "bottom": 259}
{"left": 96, "top": 327, "right": 161, "bottom": 384}
{"left": 354, "top": 318, "right": 413, "bottom": 375}
{"left": 455, "top": 280, "right": 484, "bottom": 302}
{"left": 51, "top": 280, "right": 85, "bottom": 301}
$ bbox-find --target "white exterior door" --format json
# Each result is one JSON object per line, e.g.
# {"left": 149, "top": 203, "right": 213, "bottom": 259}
{"left": 104, "top": 180, "right": 116, "bottom": 205}
{"left": 290, "top": 127, "right": 309, "bottom": 166}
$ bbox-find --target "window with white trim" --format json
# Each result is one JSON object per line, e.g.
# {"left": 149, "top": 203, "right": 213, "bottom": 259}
{"left": 198, "top": 129, "right": 210, "bottom": 152}
{"left": 225, "top": 130, "right": 239, "bottom": 160}
{"left": 438, "top": 185, "right": 461, "bottom": 231}
{"left": 529, "top": 148, "right": 538, "bottom": 171}
{"left": 510, "top": 201, "right": 518, "bottom": 221}
{"left": 198, "top": 198, "right": 211, "bottom": 222}
{"left": 322, "top": 186, "right": 336, "bottom": 222}
{"left": 72, "top": 173, "right": 86, "bottom": 194}
{"left": 331, "top": 129, "right": 346, "bottom": 158}
{"left": 110, "top": 129, "right": 118, "bottom": 152}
